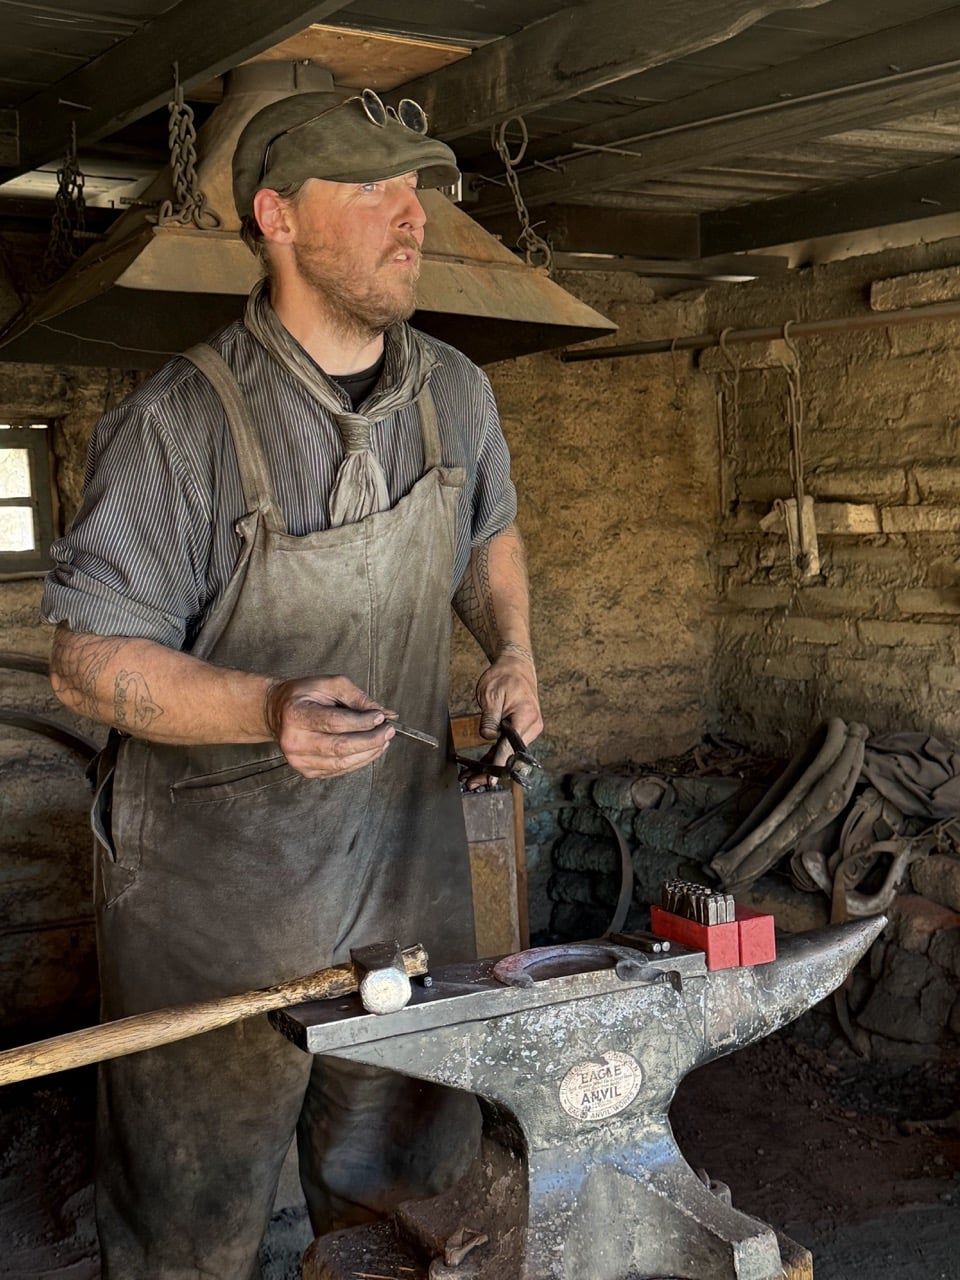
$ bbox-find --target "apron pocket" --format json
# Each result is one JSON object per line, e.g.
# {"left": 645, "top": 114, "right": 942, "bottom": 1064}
{"left": 170, "top": 754, "right": 300, "bottom": 805}
{"left": 91, "top": 743, "right": 140, "bottom": 906}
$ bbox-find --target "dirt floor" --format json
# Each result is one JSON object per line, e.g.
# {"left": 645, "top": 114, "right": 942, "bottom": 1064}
{"left": 0, "top": 1023, "right": 957, "bottom": 1279}
{"left": 671, "top": 1027, "right": 960, "bottom": 1280}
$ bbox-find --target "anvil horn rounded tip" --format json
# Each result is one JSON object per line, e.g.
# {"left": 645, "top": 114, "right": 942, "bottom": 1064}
{"left": 700, "top": 915, "right": 887, "bottom": 1064}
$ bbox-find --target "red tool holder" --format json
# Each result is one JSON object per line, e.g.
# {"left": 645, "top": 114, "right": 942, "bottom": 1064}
{"left": 650, "top": 904, "right": 776, "bottom": 972}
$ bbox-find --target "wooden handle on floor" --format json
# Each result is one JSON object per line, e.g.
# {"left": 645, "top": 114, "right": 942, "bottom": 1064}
{"left": 0, "top": 943, "right": 429, "bottom": 1087}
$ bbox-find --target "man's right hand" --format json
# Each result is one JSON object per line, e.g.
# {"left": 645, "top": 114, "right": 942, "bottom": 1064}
{"left": 264, "top": 675, "right": 396, "bottom": 779}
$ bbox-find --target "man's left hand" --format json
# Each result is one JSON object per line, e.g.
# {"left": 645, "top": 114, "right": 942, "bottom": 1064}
{"left": 469, "top": 648, "right": 543, "bottom": 789}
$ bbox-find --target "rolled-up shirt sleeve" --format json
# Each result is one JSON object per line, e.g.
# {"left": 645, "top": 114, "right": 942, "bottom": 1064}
{"left": 470, "top": 371, "right": 517, "bottom": 545}
{"left": 41, "top": 400, "right": 211, "bottom": 649}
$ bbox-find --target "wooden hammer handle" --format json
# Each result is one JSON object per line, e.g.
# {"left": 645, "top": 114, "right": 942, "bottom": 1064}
{"left": 0, "top": 943, "right": 428, "bottom": 1087}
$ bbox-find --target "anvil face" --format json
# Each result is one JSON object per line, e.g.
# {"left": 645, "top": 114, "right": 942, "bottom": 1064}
{"left": 274, "top": 919, "right": 884, "bottom": 1280}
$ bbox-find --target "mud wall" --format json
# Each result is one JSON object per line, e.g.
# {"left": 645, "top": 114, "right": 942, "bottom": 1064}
{"left": 703, "top": 235, "right": 960, "bottom": 753}
{"left": 450, "top": 272, "right": 718, "bottom": 770}
{"left": 0, "top": 363, "right": 128, "bottom": 1041}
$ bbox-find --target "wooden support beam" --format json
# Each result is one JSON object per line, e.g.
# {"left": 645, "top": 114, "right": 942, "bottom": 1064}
{"left": 389, "top": 0, "right": 831, "bottom": 143}
{"left": 477, "top": 204, "right": 701, "bottom": 260}
{"left": 551, "top": 251, "right": 789, "bottom": 280}
{"left": 700, "top": 155, "right": 960, "bottom": 255}
{"left": 474, "top": 6, "right": 960, "bottom": 215}
{"left": 0, "top": 0, "right": 353, "bottom": 184}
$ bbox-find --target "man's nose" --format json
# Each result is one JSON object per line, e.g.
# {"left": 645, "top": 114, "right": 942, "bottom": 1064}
{"left": 397, "top": 187, "right": 427, "bottom": 239}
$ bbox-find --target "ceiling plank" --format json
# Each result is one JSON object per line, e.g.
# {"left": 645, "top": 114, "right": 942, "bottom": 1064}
{"left": 388, "top": 0, "right": 833, "bottom": 143}
{"left": 477, "top": 204, "right": 701, "bottom": 260}
{"left": 472, "top": 6, "right": 960, "bottom": 215}
{"left": 700, "top": 155, "right": 960, "bottom": 255}
{"left": 0, "top": 0, "right": 353, "bottom": 184}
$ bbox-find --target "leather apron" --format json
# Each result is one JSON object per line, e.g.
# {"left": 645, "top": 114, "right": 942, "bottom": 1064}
{"left": 93, "top": 343, "right": 480, "bottom": 1279}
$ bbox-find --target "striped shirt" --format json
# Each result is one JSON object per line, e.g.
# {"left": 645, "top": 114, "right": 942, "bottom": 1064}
{"left": 41, "top": 321, "right": 516, "bottom": 649}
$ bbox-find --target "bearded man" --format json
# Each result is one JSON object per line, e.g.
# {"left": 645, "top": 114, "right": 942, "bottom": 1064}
{"left": 42, "top": 88, "right": 542, "bottom": 1279}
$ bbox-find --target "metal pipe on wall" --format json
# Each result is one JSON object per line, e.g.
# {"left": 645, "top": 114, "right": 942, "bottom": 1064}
{"left": 559, "top": 297, "right": 960, "bottom": 362}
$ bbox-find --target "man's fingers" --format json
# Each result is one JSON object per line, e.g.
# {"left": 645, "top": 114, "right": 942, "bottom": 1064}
{"left": 285, "top": 730, "right": 395, "bottom": 777}
{"left": 283, "top": 722, "right": 394, "bottom": 763}
{"left": 294, "top": 701, "right": 387, "bottom": 735}
{"left": 478, "top": 686, "right": 506, "bottom": 740}
{"left": 323, "top": 675, "right": 384, "bottom": 711}
{"left": 291, "top": 746, "right": 386, "bottom": 779}
{"left": 505, "top": 702, "right": 544, "bottom": 746}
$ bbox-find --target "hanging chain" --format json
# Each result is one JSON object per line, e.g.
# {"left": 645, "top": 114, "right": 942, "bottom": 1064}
{"left": 158, "top": 61, "right": 221, "bottom": 230}
{"left": 491, "top": 117, "right": 552, "bottom": 271}
{"left": 42, "top": 122, "right": 86, "bottom": 282}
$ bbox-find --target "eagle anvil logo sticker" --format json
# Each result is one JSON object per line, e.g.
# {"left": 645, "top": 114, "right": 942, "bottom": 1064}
{"left": 558, "top": 1051, "right": 643, "bottom": 1121}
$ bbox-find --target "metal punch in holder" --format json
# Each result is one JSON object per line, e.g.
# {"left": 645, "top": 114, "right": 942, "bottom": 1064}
{"left": 663, "top": 877, "right": 735, "bottom": 924}
{"left": 454, "top": 718, "right": 543, "bottom": 791}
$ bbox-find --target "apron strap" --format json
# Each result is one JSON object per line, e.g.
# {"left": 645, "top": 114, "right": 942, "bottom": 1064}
{"left": 417, "top": 384, "right": 442, "bottom": 473}
{"left": 182, "top": 343, "right": 287, "bottom": 534}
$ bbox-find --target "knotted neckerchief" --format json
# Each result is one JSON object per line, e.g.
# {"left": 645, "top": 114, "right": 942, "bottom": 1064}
{"left": 243, "top": 277, "right": 435, "bottom": 526}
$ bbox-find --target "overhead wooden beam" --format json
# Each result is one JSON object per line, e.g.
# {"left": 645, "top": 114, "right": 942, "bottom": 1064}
{"left": 700, "top": 155, "right": 960, "bottom": 255}
{"left": 473, "top": 6, "right": 960, "bottom": 215}
{"left": 551, "top": 251, "right": 789, "bottom": 281}
{"left": 389, "top": 0, "right": 831, "bottom": 143}
{"left": 477, "top": 204, "right": 701, "bottom": 260}
{"left": 0, "top": 0, "right": 352, "bottom": 184}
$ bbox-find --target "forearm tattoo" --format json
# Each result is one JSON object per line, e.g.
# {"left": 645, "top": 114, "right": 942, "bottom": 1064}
{"left": 51, "top": 628, "right": 127, "bottom": 719}
{"left": 114, "top": 670, "right": 163, "bottom": 731}
{"left": 453, "top": 539, "right": 501, "bottom": 662}
{"left": 50, "top": 627, "right": 165, "bottom": 730}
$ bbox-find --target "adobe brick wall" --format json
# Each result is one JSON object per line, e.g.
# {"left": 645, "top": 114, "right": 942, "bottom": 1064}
{"left": 450, "top": 271, "right": 718, "bottom": 769}
{"left": 702, "top": 235, "right": 960, "bottom": 751}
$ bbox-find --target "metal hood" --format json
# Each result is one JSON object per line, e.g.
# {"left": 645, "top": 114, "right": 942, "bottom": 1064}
{"left": 0, "top": 62, "right": 615, "bottom": 368}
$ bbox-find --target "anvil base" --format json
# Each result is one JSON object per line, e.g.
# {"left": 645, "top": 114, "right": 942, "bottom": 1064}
{"left": 302, "top": 1132, "right": 814, "bottom": 1280}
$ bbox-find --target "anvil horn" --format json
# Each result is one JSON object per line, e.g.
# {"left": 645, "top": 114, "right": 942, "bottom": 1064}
{"left": 698, "top": 916, "right": 886, "bottom": 1067}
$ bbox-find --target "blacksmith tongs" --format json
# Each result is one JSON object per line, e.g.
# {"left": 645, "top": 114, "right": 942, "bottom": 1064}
{"left": 455, "top": 719, "right": 542, "bottom": 791}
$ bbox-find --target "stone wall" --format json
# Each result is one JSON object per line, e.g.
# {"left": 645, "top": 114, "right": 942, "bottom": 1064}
{"left": 0, "top": 363, "right": 129, "bottom": 1041}
{"left": 702, "top": 234, "right": 960, "bottom": 752}
{"left": 450, "top": 272, "right": 718, "bottom": 770}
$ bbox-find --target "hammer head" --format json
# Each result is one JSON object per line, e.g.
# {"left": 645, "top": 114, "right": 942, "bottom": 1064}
{"left": 351, "top": 940, "right": 413, "bottom": 1015}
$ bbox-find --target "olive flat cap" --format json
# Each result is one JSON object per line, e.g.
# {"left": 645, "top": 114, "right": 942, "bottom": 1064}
{"left": 233, "top": 91, "right": 460, "bottom": 218}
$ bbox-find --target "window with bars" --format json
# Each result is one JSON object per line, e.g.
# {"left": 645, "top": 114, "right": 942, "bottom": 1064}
{"left": 0, "top": 420, "right": 56, "bottom": 575}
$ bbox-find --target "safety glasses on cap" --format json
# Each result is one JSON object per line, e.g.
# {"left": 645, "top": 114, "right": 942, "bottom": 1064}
{"left": 260, "top": 88, "right": 429, "bottom": 179}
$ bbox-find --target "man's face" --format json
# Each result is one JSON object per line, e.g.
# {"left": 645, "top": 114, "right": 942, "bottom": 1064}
{"left": 280, "top": 171, "right": 426, "bottom": 337}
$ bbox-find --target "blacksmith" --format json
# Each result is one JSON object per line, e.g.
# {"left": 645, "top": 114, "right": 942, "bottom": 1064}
{"left": 42, "top": 87, "right": 542, "bottom": 1278}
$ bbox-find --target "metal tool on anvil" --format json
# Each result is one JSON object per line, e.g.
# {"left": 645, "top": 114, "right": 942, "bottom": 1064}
{"left": 455, "top": 718, "right": 542, "bottom": 790}
{"left": 273, "top": 917, "right": 886, "bottom": 1280}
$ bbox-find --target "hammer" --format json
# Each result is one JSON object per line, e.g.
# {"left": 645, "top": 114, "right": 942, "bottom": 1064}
{"left": 0, "top": 939, "right": 425, "bottom": 1088}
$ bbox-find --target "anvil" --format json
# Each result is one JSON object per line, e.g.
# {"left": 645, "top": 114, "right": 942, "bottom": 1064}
{"left": 272, "top": 918, "right": 884, "bottom": 1280}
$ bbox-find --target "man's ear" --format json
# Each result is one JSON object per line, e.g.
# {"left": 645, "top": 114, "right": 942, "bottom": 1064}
{"left": 252, "top": 188, "right": 296, "bottom": 245}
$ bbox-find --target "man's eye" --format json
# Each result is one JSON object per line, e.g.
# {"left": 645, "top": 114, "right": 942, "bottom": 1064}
{"left": 360, "top": 182, "right": 379, "bottom": 193}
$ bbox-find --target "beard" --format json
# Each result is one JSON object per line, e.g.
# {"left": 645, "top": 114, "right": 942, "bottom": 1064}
{"left": 293, "top": 233, "right": 421, "bottom": 340}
